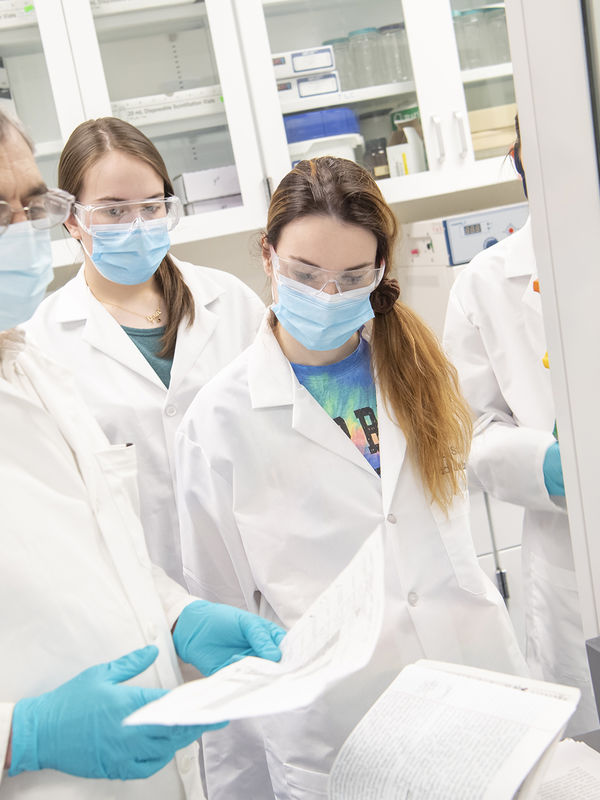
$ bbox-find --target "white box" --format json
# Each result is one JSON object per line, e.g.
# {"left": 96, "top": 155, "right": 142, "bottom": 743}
{"left": 174, "top": 165, "right": 240, "bottom": 204}
{"left": 277, "top": 71, "right": 340, "bottom": 102}
{"left": 185, "top": 194, "right": 243, "bottom": 215}
{"left": 111, "top": 85, "right": 222, "bottom": 126}
{"left": 272, "top": 46, "right": 334, "bottom": 80}
{"left": 91, "top": 0, "right": 196, "bottom": 15}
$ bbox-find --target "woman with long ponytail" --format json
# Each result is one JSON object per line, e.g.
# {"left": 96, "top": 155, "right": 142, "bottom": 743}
{"left": 176, "top": 157, "right": 526, "bottom": 799}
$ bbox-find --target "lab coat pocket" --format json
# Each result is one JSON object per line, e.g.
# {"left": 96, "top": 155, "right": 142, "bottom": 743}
{"left": 94, "top": 443, "right": 151, "bottom": 569}
{"left": 95, "top": 443, "right": 141, "bottom": 517}
{"left": 283, "top": 762, "right": 329, "bottom": 799}
{"left": 432, "top": 498, "right": 487, "bottom": 596}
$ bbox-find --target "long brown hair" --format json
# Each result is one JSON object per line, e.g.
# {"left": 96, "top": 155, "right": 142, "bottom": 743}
{"left": 58, "top": 117, "right": 194, "bottom": 358}
{"left": 264, "top": 157, "right": 471, "bottom": 510}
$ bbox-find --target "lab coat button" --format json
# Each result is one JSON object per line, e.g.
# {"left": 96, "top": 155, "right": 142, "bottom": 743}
{"left": 146, "top": 623, "right": 158, "bottom": 641}
{"left": 386, "top": 513, "right": 397, "bottom": 524}
{"left": 407, "top": 592, "right": 419, "bottom": 607}
{"left": 165, "top": 405, "right": 177, "bottom": 417}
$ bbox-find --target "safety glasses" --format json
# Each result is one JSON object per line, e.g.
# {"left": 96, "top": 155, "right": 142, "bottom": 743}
{"left": 73, "top": 196, "right": 182, "bottom": 235}
{"left": 0, "top": 188, "right": 74, "bottom": 236}
{"left": 270, "top": 247, "right": 384, "bottom": 294}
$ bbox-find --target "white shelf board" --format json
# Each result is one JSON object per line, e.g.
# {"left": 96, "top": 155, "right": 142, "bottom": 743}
{"left": 0, "top": 18, "right": 41, "bottom": 56}
{"left": 280, "top": 81, "right": 416, "bottom": 115}
{"left": 461, "top": 62, "right": 513, "bottom": 85}
{"left": 133, "top": 109, "right": 227, "bottom": 138}
{"left": 93, "top": 1, "right": 205, "bottom": 41}
{"left": 382, "top": 156, "right": 519, "bottom": 206}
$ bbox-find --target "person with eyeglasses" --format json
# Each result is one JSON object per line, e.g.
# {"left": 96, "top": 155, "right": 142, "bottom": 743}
{"left": 0, "top": 110, "right": 288, "bottom": 797}
{"left": 174, "top": 157, "right": 528, "bottom": 800}
{"left": 26, "top": 116, "right": 264, "bottom": 588}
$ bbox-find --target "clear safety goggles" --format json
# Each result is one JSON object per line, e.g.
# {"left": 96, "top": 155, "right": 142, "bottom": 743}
{"left": 270, "top": 247, "right": 384, "bottom": 295}
{"left": 73, "top": 195, "right": 182, "bottom": 235}
{"left": 0, "top": 188, "right": 74, "bottom": 236}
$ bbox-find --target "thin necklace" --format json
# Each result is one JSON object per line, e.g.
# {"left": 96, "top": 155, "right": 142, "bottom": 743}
{"left": 87, "top": 284, "right": 162, "bottom": 324}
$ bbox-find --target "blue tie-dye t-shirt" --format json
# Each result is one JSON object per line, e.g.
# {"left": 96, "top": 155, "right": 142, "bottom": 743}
{"left": 291, "top": 337, "right": 380, "bottom": 475}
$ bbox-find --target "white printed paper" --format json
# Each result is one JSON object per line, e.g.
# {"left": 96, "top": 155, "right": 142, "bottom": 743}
{"left": 125, "top": 528, "right": 384, "bottom": 726}
{"left": 537, "top": 739, "right": 600, "bottom": 799}
{"left": 328, "top": 661, "right": 580, "bottom": 800}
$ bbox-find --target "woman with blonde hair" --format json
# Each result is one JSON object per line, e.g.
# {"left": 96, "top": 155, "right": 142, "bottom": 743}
{"left": 27, "top": 117, "right": 264, "bottom": 585}
{"left": 176, "top": 156, "right": 527, "bottom": 799}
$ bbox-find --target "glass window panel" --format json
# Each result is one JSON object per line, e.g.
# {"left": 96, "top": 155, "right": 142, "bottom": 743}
{"left": 450, "top": 0, "right": 516, "bottom": 161}
{"left": 263, "top": 0, "right": 428, "bottom": 179}
{"left": 91, "top": 0, "right": 242, "bottom": 217}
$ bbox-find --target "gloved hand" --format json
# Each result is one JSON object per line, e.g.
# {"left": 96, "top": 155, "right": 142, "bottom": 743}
{"left": 173, "top": 600, "right": 286, "bottom": 676}
{"left": 543, "top": 441, "right": 565, "bottom": 496}
{"left": 9, "top": 645, "right": 225, "bottom": 780}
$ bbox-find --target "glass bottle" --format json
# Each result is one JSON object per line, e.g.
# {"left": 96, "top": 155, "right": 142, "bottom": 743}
{"left": 323, "top": 37, "right": 354, "bottom": 91}
{"left": 348, "top": 28, "right": 383, "bottom": 88}
{"left": 378, "top": 23, "right": 411, "bottom": 83}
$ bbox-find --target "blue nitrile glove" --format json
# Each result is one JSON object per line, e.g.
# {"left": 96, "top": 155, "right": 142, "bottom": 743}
{"left": 173, "top": 600, "right": 286, "bottom": 676}
{"left": 543, "top": 441, "right": 565, "bottom": 496}
{"left": 9, "top": 645, "right": 226, "bottom": 780}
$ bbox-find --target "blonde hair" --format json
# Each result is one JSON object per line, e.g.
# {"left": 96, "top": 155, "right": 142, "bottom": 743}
{"left": 264, "top": 157, "right": 471, "bottom": 510}
{"left": 58, "top": 117, "right": 194, "bottom": 358}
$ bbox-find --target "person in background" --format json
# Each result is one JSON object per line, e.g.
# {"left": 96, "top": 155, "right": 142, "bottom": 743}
{"left": 443, "top": 115, "right": 596, "bottom": 735}
{"left": 0, "top": 109, "right": 285, "bottom": 799}
{"left": 26, "top": 117, "right": 264, "bottom": 586}
{"left": 175, "top": 156, "right": 527, "bottom": 800}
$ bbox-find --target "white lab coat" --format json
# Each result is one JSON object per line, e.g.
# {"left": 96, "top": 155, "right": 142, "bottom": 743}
{"left": 0, "top": 329, "right": 204, "bottom": 799}
{"left": 443, "top": 219, "right": 597, "bottom": 735}
{"left": 26, "top": 258, "right": 264, "bottom": 585}
{"left": 176, "top": 315, "right": 527, "bottom": 800}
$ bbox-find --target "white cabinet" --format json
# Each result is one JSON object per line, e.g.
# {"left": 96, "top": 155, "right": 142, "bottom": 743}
{"left": 3, "top": 0, "right": 520, "bottom": 269}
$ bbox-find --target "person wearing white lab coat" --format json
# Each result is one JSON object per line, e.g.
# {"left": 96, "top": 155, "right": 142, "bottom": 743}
{"left": 0, "top": 111, "right": 285, "bottom": 798}
{"left": 176, "top": 157, "right": 528, "bottom": 799}
{"left": 443, "top": 214, "right": 597, "bottom": 734}
{"left": 27, "top": 117, "right": 264, "bottom": 585}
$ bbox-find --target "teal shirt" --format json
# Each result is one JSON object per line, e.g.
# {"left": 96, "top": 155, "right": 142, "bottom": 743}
{"left": 122, "top": 325, "right": 173, "bottom": 388}
{"left": 291, "top": 337, "right": 380, "bottom": 475}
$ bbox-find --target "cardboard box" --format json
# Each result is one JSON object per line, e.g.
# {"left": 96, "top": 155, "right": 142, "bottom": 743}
{"left": 111, "top": 85, "right": 222, "bottom": 126}
{"left": 277, "top": 71, "right": 340, "bottom": 103}
{"left": 174, "top": 165, "right": 240, "bottom": 204}
{"left": 272, "top": 46, "right": 334, "bottom": 80}
{"left": 468, "top": 102, "right": 517, "bottom": 159}
{"left": 185, "top": 194, "right": 243, "bottom": 215}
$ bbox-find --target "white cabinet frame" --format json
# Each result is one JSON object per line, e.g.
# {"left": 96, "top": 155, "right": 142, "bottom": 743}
{"left": 506, "top": 0, "right": 600, "bottom": 636}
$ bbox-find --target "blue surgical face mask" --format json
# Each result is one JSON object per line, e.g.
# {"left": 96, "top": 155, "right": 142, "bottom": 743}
{"left": 0, "top": 221, "right": 53, "bottom": 331}
{"left": 83, "top": 218, "right": 171, "bottom": 285}
{"left": 271, "top": 273, "right": 376, "bottom": 351}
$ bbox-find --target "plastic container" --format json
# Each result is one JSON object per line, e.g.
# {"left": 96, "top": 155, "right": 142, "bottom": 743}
{"left": 283, "top": 107, "right": 359, "bottom": 143}
{"left": 322, "top": 37, "right": 354, "bottom": 90}
{"left": 288, "top": 133, "right": 365, "bottom": 167}
{"left": 453, "top": 9, "right": 485, "bottom": 69}
{"left": 348, "top": 27, "right": 383, "bottom": 88}
{"left": 378, "top": 23, "right": 411, "bottom": 83}
{"left": 284, "top": 107, "right": 362, "bottom": 166}
{"left": 486, "top": 7, "right": 511, "bottom": 64}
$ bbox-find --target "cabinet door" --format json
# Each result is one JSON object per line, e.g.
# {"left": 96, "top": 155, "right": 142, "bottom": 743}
{"left": 58, "top": 0, "right": 268, "bottom": 250}
{"left": 0, "top": 1, "right": 83, "bottom": 189}
{"left": 237, "top": 0, "right": 519, "bottom": 205}
{"left": 450, "top": 0, "right": 517, "bottom": 163}
{"left": 235, "top": 0, "right": 435, "bottom": 201}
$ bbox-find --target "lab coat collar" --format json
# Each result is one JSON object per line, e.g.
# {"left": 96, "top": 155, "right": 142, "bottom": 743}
{"left": 52, "top": 258, "right": 227, "bottom": 392}
{"left": 503, "top": 217, "right": 536, "bottom": 278}
{"left": 248, "top": 317, "right": 380, "bottom": 476}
